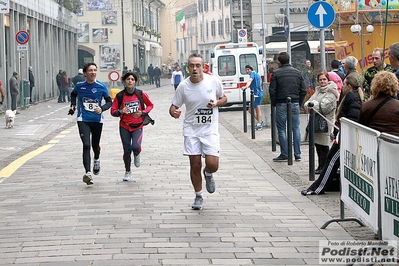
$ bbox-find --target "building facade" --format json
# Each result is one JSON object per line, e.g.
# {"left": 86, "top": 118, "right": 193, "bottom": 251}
{"left": 76, "top": 0, "right": 164, "bottom": 83}
{"left": 174, "top": 4, "right": 198, "bottom": 66}
{"left": 0, "top": 0, "right": 77, "bottom": 109}
{"left": 197, "top": 0, "right": 232, "bottom": 63}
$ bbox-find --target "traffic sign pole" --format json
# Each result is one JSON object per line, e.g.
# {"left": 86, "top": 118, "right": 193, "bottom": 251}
{"left": 307, "top": 2, "right": 335, "bottom": 72}
{"left": 286, "top": 0, "right": 291, "bottom": 62}
{"left": 320, "top": 29, "right": 326, "bottom": 71}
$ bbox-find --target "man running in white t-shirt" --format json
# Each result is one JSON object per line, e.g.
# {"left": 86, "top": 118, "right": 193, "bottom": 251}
{"left": 169, "top": 53, "right": 228, "bottom": 210}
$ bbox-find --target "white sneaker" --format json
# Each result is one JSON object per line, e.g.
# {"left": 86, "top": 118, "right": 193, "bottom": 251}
{"left": 134, "top": 154, "right": 141, "bottom": 168}
{"left": 191, "top": 195, "right": 203, "bottom": 210}
{"left": 123, "top": 171, "right": 132, "bottom": 181}
{"left": 83, "top": 171, "right": 93, "bottom": 185}
{"left": 93, "top": 159, "right": 100, "bottom": 175}
{"left": 260, "top": 120, "right": 266, "bottom": 127}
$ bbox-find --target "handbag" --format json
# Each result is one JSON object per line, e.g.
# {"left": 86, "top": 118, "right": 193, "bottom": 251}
{"left": 314, "top": 112, "right": 329, "bottom": 133}
{"left": 306, "top": 102, "right": 329, "bottom": 133}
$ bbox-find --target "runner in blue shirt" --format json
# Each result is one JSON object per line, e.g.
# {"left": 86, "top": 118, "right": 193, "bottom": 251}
{"left": 68, "top": 62, "right": 112, "bottom": 185}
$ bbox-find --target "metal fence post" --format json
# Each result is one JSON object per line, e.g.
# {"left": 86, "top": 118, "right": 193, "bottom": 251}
{"left": 287, "top": 97, "right": 292, "bottom": 165}
{"left": 243, "top": 89, "right": 247, "bottom": 133}
{"left": 250, "top": 89, "right": 255, "bottom": 139}
{"left": 308, "top": 102, "right": 315, "bottom": 181}
{"left": 271, "top": 105, "right": 276, "bottom": 151}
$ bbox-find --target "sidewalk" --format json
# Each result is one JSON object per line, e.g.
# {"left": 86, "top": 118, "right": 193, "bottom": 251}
{"left": 219, "top": 107, "right": 375, "bottom": 241}
{"left": 0, "top": 81, "right": 373, "bottom": 265}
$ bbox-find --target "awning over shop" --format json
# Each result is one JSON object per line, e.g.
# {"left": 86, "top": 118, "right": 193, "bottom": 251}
{"left": 323, "top": 41, "right": 349, "bottom": 52}
{"left": 262, "top": 41, "right": 301, "bottom": 54}
{"left": 305, "top": 40, "right": 349, "bottom": 53}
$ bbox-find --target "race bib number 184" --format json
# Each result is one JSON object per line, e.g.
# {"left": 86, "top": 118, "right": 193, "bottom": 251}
{"left": 194, "top": 108, "right": 213, "bottom": 125}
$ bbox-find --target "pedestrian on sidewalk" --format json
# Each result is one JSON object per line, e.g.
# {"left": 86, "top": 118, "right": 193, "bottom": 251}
{"left": 358, "top": 71, "right": 399, "bottom": 136}
{"left": 0, "top": 79, "right": 5, "bottom": 105}
{"left": 242, "top": 64, "right": 265, "bottom": 130}
{"left": 147, "top": 63, "right": 154, "bottom": 85}
{"left": 9, "top": 71, "right": 19, "bottom": 113}
{"left": 56, "top": 69, "right": 63, "bottom": 103}
{"left": 28, "top": 66, "right": 35, "bottom": 104}
{"left": 301, "top": 75, "right": 363, "bottom": 195}
{"left": 269, "top": 52, "right": 307, "bottom": 162}
{"left": 68, "top": 62, "right": 112, "bottom": 185}
{"left": 304, "top": 71, "right": 339, "bottom": 174}
{"left": 169, "top": 52, "right": 227, "bottom": 210}
{"left": 72, "top": 68, "right": 85, "bottom": 85}
{"left": 154, "top": 65, "right": 161, "bottom": 87}
{"left": 110, "top": 71, "right": 154, "bottom": 181}
{"left": 61, "top": 71, "right": 70, "bottom": 103}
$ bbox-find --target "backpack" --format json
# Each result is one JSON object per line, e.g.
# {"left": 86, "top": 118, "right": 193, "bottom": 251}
{"left": 116, "top": 88, "right": 154, "bottom": 126}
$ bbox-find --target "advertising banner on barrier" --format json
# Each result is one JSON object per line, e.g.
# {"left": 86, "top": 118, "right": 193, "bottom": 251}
{"left": 379, "top": 133, "right": 399, "bottom": 240}
{"left": 340, "top": 118, "right": 380, "bottom": 233}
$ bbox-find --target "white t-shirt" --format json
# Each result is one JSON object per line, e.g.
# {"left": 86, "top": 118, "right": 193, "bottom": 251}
{"left": 172, "top": 74, "right": 223, "bottom": 137}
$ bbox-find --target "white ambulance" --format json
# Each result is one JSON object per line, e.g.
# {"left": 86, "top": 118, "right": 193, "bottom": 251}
{"left": 210, "top": 42, "right": 264, "bottom": 106}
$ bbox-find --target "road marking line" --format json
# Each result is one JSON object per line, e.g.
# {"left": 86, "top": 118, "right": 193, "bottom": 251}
{"left": 0, "top": 144, "right": 54, "bottom": 178}
{"left": 0, "top": 127, "right": 74, "bottom": 179}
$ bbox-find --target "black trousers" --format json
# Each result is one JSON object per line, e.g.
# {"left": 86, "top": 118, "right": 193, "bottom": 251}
{"left": 77, "top": 121, "right": 103, "bottom": 173}
{"left": 308, "top": 142, "right": 340, "bottom": 194}
{"left": 315, "top": 143, "right": 329, "bottom": 170}
{"left": 154, "top": 76, "right": 160, "bottom": 87}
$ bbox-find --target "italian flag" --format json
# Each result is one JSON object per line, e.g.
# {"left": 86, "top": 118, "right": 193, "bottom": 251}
{"left": 176, "top": 10, "right": 185, "bottom": 31}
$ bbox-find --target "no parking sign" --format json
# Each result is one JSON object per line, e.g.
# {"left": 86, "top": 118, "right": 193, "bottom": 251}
{"left": 16, "top": 30, "right": 30, "bottom": 45}
{"left": 237, "top": 29, "right": 247, "bottom": 43}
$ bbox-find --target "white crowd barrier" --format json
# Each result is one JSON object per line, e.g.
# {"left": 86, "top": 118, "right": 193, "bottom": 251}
{"left": 340, "top": 118, "right": 399, "bottom": 240}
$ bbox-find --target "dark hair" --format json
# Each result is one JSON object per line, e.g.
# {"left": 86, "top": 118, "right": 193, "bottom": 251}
{"left": 331, "top": 59, "right": 341, "bottom": 69}
{"left": 83, "top": 62, "right": 97, "bottom": 73}
{"left": 245, "top": 65, "right": 253, "bottom": 71}
{"left": 121, "top": 71, "right": 138, "bottom": 82}
{"left": 277, "top": 52, "right": 290, "bottom": 65}
{"left": 389, "top": 42, "right": 399, "bottom": 61}
{"left": 188, "top": 53, "right": 204, "bottom": 65}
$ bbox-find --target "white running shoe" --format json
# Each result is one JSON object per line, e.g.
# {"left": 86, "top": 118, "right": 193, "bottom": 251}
{"left": 93, "top": 159, "right": 100, "bottom": 175}
{"left": 83, "top": 171, "right": 93, "bottom": 185}
{"left": 134, "top": 154, "right": 141, "bottom": 168}
{"left": 191, "top": 195, "right": 203, "bottom": 210}
{"left": 123, "top": 171, "right": 132, "bottom": 181}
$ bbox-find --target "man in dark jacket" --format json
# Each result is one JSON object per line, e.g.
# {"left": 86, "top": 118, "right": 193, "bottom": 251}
{"left": 9, "top": 71, "right": 19, "bottom": 113}
{"left": 269, "top": 52, "right": 307, "bottom": 162}
{"left": 330, "top": 59, "right": 345, "bottom": 81}
{"left": 153, "top": 65, "right": 162, "bottom": 87}
{"left": 56, "top": 69, "right": 63, "bottom": 103}
{"left": 147, "top": 63, "right": 154, "bottom": 85}
{"left": 72, "top": 69, "right": 85, "bottom": 85}
{"left": 29, "top": 66, "right": 35, "bottom": 104}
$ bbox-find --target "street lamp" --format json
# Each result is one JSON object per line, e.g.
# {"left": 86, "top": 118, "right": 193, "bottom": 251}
{"left": 350, "top": 22, "right": 374, "bottom": 74}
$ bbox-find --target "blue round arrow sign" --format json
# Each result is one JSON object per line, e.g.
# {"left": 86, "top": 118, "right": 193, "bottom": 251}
{"left": 284, "top": 16, "right": 289, "bottom": 39}
{"left": 307, "top": 2, "right": 335, "bottom": 29}
{"left": 16, "top": 30, "right": 30, "bottom": 45}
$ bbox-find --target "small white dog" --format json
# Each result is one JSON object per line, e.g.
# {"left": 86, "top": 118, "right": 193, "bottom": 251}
{"left": 5, "top": 110, "right": 16, "bottom": 129}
